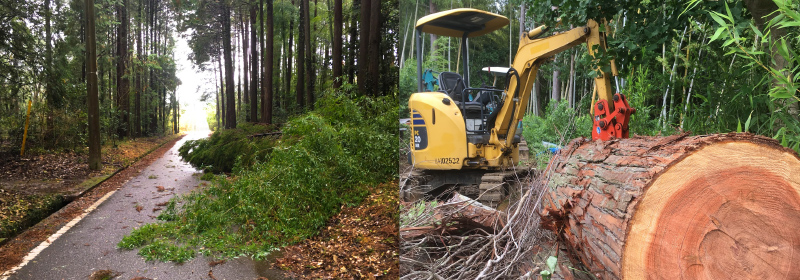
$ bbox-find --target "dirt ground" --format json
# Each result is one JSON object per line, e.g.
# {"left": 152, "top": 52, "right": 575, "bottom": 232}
{"left": 0, "top": 135, "right": 183, "bottom": 272}
{"left": 275, "top": 181, "right": 399, "bottom": 279}
{"left": 0, "top": 136, "right": 169, "bottom": 195}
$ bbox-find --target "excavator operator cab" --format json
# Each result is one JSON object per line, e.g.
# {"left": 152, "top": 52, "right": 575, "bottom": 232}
{"left": 412, "top": 9, "right": 510, "bottom": 155}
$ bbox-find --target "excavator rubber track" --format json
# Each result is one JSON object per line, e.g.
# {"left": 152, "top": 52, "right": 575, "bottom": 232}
{"left": 477, "top": 166, "right": 530, "bottom": 208}
{"left": 401, "top": 166, "right": 531, "bottom": 209}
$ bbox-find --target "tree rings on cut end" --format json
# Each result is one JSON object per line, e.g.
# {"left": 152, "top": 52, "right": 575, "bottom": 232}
{"left": 623, "top": 142, "right": 800, "bottom": 279}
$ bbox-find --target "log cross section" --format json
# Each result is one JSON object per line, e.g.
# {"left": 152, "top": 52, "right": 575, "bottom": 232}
{"left": 541, "top": 133, "right": 800, "bottom": 280}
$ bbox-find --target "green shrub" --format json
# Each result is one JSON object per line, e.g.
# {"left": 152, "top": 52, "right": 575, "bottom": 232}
{"left": 120, "top": 94, "right": 399, "bottom": 261}
{"left": 522, "top": 100, "right": 591, "bottom": 168}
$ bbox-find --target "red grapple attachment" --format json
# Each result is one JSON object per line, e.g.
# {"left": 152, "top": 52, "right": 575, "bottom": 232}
{"left": 592, "top": 93, "right": 635, "bottom": 141}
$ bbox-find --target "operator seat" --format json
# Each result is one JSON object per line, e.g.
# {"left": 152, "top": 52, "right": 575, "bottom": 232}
{"left": 438, "top": 72, "right": 466, "bottom": 101}
{"left": 438, "top": 72, "right": 483, "bottom": 114}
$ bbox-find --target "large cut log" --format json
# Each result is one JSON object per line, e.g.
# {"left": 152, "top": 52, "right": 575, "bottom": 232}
{"left": 540, "top": 133, "right": 800, "bottom": 280}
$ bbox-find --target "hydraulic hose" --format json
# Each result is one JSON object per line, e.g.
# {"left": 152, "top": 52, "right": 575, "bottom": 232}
{"left": 505, "top": 67, "right": 521, "bottom": 140}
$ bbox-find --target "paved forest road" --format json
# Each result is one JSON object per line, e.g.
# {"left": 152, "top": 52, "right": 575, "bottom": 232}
{"left": 6, "top": 132, "right": 281, "bottom": 280}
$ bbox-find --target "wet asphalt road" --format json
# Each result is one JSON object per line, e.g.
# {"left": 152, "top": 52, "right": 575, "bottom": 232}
{"left": 8, "top": 131, "right": 283, "bottom": 280}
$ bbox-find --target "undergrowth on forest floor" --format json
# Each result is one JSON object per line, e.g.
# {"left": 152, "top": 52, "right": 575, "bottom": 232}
{"left": 0, "top": 192, "right": 64, "bottom": 241}
{"left": 119, "top": 95, "right": 399, "bottom": 262}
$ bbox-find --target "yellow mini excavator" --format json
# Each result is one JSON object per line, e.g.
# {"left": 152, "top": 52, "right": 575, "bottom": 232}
{"left": 407, "top": 8, "right": 634, "bottom": 207}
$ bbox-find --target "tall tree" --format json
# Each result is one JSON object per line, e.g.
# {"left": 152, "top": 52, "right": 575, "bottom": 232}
{"left": 44, "top": 0, "right": 53, "bottom": 104}
{"left": 358, "top": 0, "right": 370, "bottom": 95}
{"left": 743, "top": 0, "right": 797, "bottom": 116}
{"left": 303, "top": 0, "right": 312, "bottom": 108}
{"left": 236, "top": 24, "right": 242, "bottom": 117}
{"left": 347, "top": 0, "right": 358, "bottom": 84}
{"left": 117, "top": 0, "right": 130, "bottom": 137}
{"left": 263, "top": 0, "right": 274, "bottom": 123}
{"left": 296, "top": 0, "right": 306, "bottom": 108}
{"left": 218, "top": 55, "right": 226, "bottom": 126}
{"left": 222, "top": 2, "right": 236, "bottom": 129}
{"left": 241, "top": 9, "right": 250, "bottom": 122}
{"left": 250, "top": 1, "right": 258, "bottom": 122}
{"left": 214, "top": 61, "right": 221, "bottom": 131}
{"left": 135, "top": 0, "right": 143, "bottom": 137}
{"left": 285, "top": 9, "right": 294, "bottom": 110}
{"left": 147, "top": 0, "right": 159, "bottom": 134}
{"left": 86, "top": 0, "right": 101, "bottom": 170}
{"left": 366, "top": 0, "right": 380, "bottom": 96}
{"left": 332, "top": 0, "right": 342, "bottom": 88}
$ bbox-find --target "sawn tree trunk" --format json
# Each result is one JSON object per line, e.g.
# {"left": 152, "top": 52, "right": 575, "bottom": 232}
{"left": 541, "top": 133, "right": 800, "bottom": 280}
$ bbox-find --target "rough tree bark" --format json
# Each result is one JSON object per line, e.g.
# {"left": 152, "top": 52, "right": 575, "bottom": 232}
{"left": 86, "top": 0, "right": 101, "bottom": 170}
{"left": 541, "top": 133, "right": 800, "bottom": 280}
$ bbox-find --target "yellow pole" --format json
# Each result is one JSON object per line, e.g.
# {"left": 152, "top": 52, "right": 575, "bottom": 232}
{"left": 20, "top": 99, "right": 32, "bottom": 156}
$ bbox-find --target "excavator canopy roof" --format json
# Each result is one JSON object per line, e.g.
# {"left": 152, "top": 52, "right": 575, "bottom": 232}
{"left": 416, "top": 8, "right": 509, "bottom": 38}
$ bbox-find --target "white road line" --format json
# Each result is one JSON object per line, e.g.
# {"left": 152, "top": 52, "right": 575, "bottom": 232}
{"left": 0, "top": 189, "right": 119, "bottom": 279}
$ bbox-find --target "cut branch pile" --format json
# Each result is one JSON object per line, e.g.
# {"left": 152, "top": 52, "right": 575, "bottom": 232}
{"left": 400, "top": 168, "right": 557, "bottom": 280}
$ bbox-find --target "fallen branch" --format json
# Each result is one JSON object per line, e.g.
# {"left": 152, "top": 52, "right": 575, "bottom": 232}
{"left": 247, "top": 131, "right": 283, "bottom": 138}
{"left": 400, "top": 165, "right": 557, "bottom": 279}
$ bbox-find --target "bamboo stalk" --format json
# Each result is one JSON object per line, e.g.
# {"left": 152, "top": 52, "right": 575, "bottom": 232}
{"left": 681, "top": 33, "right": 708, "bottom": 129}
{"left": 715, "top": 55, "right": 737, "bottom": 118}
{"left": 660, "top": 25, "right": 688, "bottom": 130}
{"left": 400, "top": 18, "right": 411, "bottom": 68}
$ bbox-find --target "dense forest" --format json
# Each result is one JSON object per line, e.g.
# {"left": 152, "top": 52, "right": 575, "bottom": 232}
{"left": 1, "top": 0, "right": 181, "bottom": 159}
{"left": 183, "top": 0, "right": 399, "bottom": 130}
{"left": 399, "top": 0, "right": 799, "bottom": 164}
{"left": 0, "top": 0, "right": 398, "bottom": 160}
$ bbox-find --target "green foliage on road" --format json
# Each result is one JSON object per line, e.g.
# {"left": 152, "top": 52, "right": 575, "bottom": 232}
{"left": 119, "top": 94, "right": 399, "bottom": 261}
{"left": 178, "top": 123, "right": 277, "bottom": 173}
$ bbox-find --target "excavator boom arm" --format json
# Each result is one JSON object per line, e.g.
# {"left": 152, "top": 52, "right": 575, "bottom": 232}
{"left": 492, "top": 20, "right": 618, "bottom": 146}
